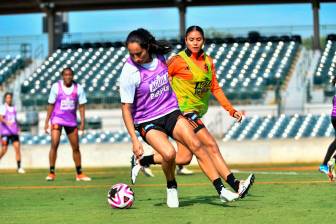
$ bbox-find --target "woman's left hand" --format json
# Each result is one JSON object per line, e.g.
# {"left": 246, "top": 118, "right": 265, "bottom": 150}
{"left": 79, "top": 123, "right": 85, "bottom": 136}
{"left": 233, "top": 111, "right": 243, "bottom": 123}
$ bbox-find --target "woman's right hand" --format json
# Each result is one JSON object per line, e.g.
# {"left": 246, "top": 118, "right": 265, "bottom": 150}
{"left": 44, "top": 122, "right": 50, "bottom": 134}
{"left": 132, "top": 139, "right": 144, "bottom": 159}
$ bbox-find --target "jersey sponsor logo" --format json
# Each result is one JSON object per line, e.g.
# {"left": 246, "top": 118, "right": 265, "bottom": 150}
{"left": 60, "top": 98, "right": 76, "bottom": 110}
{"left": 150, "top": 85, "right": 170, "bottom": 99}
{"left": 149, "top": 73, "right": 171, "bottom": 100}
{"left": 149, "top": 73, "right": 168, "bottom": 92}
{"left": 194, "top": 79, "right": 211, "bottom": 97}
{"left": 6, "top": 114, "right": 15, "bottom": 123}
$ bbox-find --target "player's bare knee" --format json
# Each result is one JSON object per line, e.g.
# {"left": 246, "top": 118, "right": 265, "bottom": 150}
{"left": 72, "top": 147, "right": 80, "bottom": 153}
{"left": 162, "top": 150, "right": 176, "bottom": 162}
{"left": 50, "top": 143, "right": 59, "bottom": 151}
{"left": 188, "top": 139, "right": 202, "bottom": 155}
{"left": 206, "top": 141, "right": 219, "bottom": 155}
{"left": 1, "top": 147, "right": 8, "bottom": 154}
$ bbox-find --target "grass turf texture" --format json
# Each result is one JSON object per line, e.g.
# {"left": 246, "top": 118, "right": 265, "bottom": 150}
{"left": 0, "top": 165, "right": 335, "bottom": 224}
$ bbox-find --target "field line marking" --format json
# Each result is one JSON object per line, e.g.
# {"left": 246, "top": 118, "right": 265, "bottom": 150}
{"left": 0, "top": 180, "right": 331, "bottom": 190}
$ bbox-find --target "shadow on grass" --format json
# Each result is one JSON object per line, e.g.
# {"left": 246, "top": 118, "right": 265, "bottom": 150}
{"left": 153, "top": 195, "right": 238, "bottom": 208}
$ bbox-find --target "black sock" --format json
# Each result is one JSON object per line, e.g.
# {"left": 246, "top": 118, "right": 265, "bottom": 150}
{"left": 226, "top": 173, "right": 240, "bottom": 192}
{"left": 50, "top": 166, "right": 55, "bottom": 174}
{"left": 178, "top": 165, "right": 183, "bottom": 170}
{"left": 76, "top": 166, "right": 82, "bottom": 175}
{"left": 167, "top": 179, "right": 178, "bottom": 189}
{"left": 213, "top": 178, "right": 224, "bottom": 195}
{"left": 139, "top": 155, "right": 155, "bottom": 167}
{"left": 17, "top": 160, "right": 21, "bottom": 169}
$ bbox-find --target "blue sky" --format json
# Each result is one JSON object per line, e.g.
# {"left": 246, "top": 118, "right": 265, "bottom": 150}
{"left": 0, "top": 3, "right": 335, "bottom": 37}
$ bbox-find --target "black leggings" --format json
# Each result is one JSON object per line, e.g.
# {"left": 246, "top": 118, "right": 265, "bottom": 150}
{"left": 322, "top": 116, "right": 336, "bottom": 165}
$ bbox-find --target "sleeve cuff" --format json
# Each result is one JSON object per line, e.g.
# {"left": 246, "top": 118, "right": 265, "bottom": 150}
{"left": 229, "top": 109, "right": 237, "bottom": 117}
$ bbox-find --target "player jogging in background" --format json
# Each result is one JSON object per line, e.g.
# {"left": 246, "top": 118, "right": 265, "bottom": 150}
{"left": 0, "top": 92, "right": 25, "bottom": 174}
{"left": 136, "top": 25, "right": 254, "bottom": 198}
{"left": 44, "top": 67, "right": 91, "bottom": 182}
{"left": 122, "top": 28, "right": 240, "bottom": 208}
{"left": 319, "top": 76, "right": 336, "bottom": 181}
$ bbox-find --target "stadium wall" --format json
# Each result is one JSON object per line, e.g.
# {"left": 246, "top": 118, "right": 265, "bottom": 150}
{"left": 0, "top": 138, "right": 329, "bottom": 169}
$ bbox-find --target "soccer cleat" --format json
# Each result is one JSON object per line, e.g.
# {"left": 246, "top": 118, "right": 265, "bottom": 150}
{"left": 131, "top": 155, "right": 141, "bottom": 184}
{"left": 176, "top": 166, "right": 194, "bottom": 175}
{"left": 220, "top": 187, "right": 239, "bottom": 202}
{"left": 141, "top": 166, "right": 155, "bottom": 177}
{"left": 327, "top": 158, "right": 335, "bottom": 181}
{"left": 319, "top": 164, "right": 329, "bottom": 175}
{"left": 46, "top": 173, "right": 56, "bottom": 181}
{"left": 238, "top": 173, "right": 255, "bottom": 198}
{"left": 76, "top": 173, "right": 91, "bottom": 181}
{"left": 17, "top": 168, "right": 26, "bottom": 174}
{"left": 166, "top": 188, "right": 179, "bottom": 208}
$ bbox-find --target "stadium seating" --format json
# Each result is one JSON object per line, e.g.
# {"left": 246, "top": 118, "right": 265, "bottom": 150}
{"left": 19, "top": 113, "right": 334, "bottom": 144}
{"left": 223, "top": 113, "right": 334, "bottom": 141}
{"left": 0, "top": 55, "right": 25, "bottom": 85}
{"left": 20, "top": 36, "right": 300, "bottom": 108}
{"left": 20, "top": 130, "right": 132, "bottom": 145}
{"left": 313, "top": 34, "right": 336, "bottom": 96}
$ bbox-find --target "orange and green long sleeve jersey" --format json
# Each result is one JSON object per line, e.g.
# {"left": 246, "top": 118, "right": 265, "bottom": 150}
{"left": 167, "top": 49, "right": 236, "bottom": 117}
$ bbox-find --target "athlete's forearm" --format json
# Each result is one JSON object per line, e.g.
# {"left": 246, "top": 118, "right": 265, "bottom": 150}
{"left": 45, "top": 104, "right": 54, "bottom": 124}
{"left": 79, "top": 104, "right": 85, "bottom": 129}
{"left": 212, "top": 89, "right": 236, "bottom": 116}
{"left": 121, "top": 103, "right": 138, "bottom": 142}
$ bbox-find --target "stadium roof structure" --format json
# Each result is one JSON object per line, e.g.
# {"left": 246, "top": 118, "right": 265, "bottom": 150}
{"left": 0, "top": 0, "right": 335, "bottom": 14}
{"left": 1, "top": 0, "right": 334, "bottom": 53}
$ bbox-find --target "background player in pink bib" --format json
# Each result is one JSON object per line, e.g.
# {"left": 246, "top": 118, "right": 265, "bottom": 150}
{"left": 44, "top": 67, "right": 91, "bottom": 181}
{"left": 319, "top": 77, "right": 336, "bottom": 181}
{"left": 0, "top": 92, "right": 25, "bottom": 174}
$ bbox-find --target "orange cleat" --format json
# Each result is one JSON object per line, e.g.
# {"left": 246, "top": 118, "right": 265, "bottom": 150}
{"left": 46, "top": 173, "right": 56, "bottom": 181}
{"left": 76, "top": 173, "right": 91, "bottom": 181}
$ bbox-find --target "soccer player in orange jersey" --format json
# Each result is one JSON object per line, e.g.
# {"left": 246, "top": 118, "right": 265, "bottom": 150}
{"left": 137, "top": 26, "right": 254, "bottom": 198}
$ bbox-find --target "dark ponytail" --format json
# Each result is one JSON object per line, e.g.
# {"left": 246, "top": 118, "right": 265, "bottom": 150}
{"left": 126, "top": 28, "right": 172, "bottom": 55}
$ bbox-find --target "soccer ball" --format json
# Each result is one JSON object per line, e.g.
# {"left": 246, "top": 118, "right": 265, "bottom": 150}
{"left": 107, "top": 183, "right": 134, "bottom": 209}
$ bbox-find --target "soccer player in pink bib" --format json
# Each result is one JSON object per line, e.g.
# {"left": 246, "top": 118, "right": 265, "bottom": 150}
{"left": 319, "top": 78, "right": 336, "bottom": 181}
{"left": 0, "top": 92, "right": 25, "bottom": 174}
{"left": 44, "top": 67, "right": 91, "bottom": 181}
{"left": 137, "top": 26, "right": 254, "bottom": 198}
{"left": 121, "top": 28, "right": 239, "bottom": 208}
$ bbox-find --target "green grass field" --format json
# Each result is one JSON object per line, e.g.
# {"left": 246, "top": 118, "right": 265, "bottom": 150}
{"left": 0, "top": 165, "right": 335, "bottom": 224}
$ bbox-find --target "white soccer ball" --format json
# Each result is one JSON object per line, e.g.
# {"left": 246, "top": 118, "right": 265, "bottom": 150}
{"left": 107, "top": 183, "right": 134, "bottom": 209}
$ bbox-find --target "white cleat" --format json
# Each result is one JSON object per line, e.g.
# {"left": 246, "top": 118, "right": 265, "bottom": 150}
{"left": 327, "top": 159, "right": 335, "bottom": 181}
{"left": 141, "top": 166, "right": 155, "bottom": 177}
{"left": 238, "top": 173, "right": 255, "bottom": 198}
{"left": 177, "top": 166, "right": 194, "bottom": 175}
{"left": 166, "top": 188, "right": 179, "bottom": 208}
{"left": 131, "top": 155, "right": 141, "bottom": 184}
{"left": 17, "top": 168, "right": 26, "bottom": 174}
{"left": 220, "top": 187, "right": 239, "bottom": 202}
{"left": 76, "top": 174, "right": 91, "bottom": 181}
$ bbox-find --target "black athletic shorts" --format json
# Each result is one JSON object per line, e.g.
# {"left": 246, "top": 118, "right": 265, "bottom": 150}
{"left": 331, "top": 116, "right": 336, "bottom": 136}
{"left": 183, "top": 112, "right": 206, "bottom": 133}
{"left": 1, "top": 135, "right": 20, "bottom": 146}
{"left": 51, "top": 124, "right": 78, "bottom": 135}
{"left": 135, "top": 110, "right": 182, "bottom": 142}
